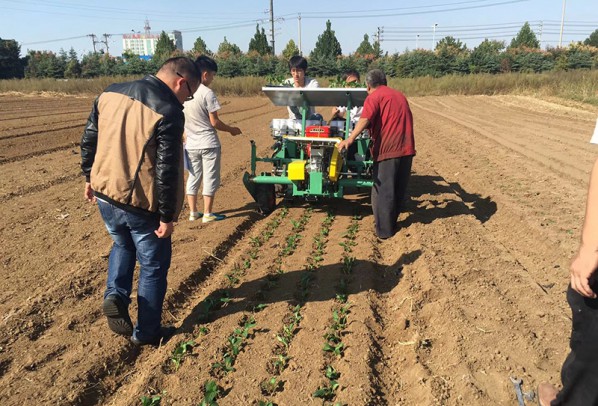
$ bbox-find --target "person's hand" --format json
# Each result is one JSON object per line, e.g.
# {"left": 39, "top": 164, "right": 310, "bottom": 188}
{"left": 230, "top": 127, "right": 242, "bottom": 136}
{"left": 84, "top": 182, "right": 96, "bottom": 203}
{"left": 155, "top": 221, "right": 174, "bottom": 239}
{"left": 336, "top": 138, "right": 352, "bottom": 153}
{"left": 570, "top": 245, "right": 598, "bottom": 298}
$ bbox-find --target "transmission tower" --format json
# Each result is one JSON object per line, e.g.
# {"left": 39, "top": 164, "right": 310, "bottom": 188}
{"left": 144, "top": 18, "right": 151, "bottom": 36}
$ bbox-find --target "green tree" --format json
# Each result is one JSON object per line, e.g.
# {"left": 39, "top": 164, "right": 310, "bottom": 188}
{"left": 0, "top": 38, "right": 23, "bottom": 78}
{"left": 217, "top": 36, "right": 242, "bottom": 57}
{"left": 584, "top": 29, "right": 598, "bottom": 47}
{"left": 435, "top": 36, "right": 469, "bottom": 75}
{"left": 64, "top": 47, "right": 81, "bottom": 78}
{"left": 80, "top": 52, "right": 102, "bottom": 78}
{"left": 510, "top": 22, "right": 540, "bottom": 49}
{"left": 154, "top": 31, "right": 176, "bottom": 63}
{"left": 192, "top": 36, "right": 211, "bottom": 55}
{"left": 248, "top": 24, "right": 272, "bottom": 56}
{"left": 373, "top": 39, "right": 382, "bottom": 59}
{"left": 310, "top": 20, "right": 342, "bottom": 59}
{"left": 355, "top": 34, "right": 375, "bottom": 56}
{"left": 282, "top": 39, "right": 300, "bottom": 60}
{"left": 469, "top": 39, "right": 505, "bottom": 73}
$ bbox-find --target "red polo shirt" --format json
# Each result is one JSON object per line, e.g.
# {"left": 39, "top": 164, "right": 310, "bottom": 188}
{"left": 360, "top": 85, "right": 415, "bottom": 162}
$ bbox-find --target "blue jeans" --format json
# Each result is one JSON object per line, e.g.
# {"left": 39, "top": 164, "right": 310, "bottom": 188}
{"left": 97, "top": 200, "right": 171, "bottom": 341}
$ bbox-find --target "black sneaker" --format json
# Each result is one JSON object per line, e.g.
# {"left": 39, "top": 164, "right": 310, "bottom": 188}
{"left": 102, "top": 295, "right": 133, "bottom": 336}
{"left": 130, "top": 326, "right": 176, "bottom": 346}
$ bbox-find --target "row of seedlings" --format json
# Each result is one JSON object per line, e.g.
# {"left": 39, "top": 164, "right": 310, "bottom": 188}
{"left": 197, "top": 208, "right": 295, "bottom": 404}
{"left": 314, "top": 215, "right": 360, "bottom": 404}
{"left": 147, "top": 209, "right": 291, "bottom": 405}
{"left": 224, "top": 206, "right": 289, "bottom": 288}
{"left": 253, "top": 208, "right": 313, "bottom": 303}
{"left": 256, "top": 211, "right": 336, "bottom": 405}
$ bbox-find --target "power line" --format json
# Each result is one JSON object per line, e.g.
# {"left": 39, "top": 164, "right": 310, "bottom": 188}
{"left": 299, "top": 0, "right": 530, "bottom": 19}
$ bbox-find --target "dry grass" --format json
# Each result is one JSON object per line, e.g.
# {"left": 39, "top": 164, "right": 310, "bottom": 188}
{"left": 1, "top": 71, "right": 597, "bottom": 105}
{"left": 389, "top": 70, "right": 598, "bottom": 105}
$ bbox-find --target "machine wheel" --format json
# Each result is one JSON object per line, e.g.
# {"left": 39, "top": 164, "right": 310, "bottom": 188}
{"left": 255, "top": 184, "right": 276, "bottom": 215}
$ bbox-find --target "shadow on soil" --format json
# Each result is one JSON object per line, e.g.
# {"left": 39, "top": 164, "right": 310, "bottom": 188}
{"left": 399, "top": 173, "right": 497, "bottom": 227}
{"left": 177, "top": 247, "right": 421, "bottom": 335}
{"left": 174, "top": 171, "right": 492, "bottom": 336}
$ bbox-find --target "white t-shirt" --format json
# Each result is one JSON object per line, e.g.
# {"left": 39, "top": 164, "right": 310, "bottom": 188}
{"left": 183, "top": 84, "right": 221, "bottom": 150}
{"left": 336, "top": 106, "right": 363, "bottom": 123}
{"left": 283, "top": 77, "right": 319, "bottom": 119}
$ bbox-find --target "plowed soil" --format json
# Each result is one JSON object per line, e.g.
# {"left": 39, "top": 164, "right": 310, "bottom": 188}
{"left": 1, "top": 92, "right": 597, "bottom": 406}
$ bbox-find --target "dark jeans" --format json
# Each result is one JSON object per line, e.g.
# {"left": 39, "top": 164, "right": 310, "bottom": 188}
{"left": 553, "top": 285, "right": 598, "bottom": 406}
{"left": 371, "top": 156, "right": 413, "bottom": 239}
{"left": 97, "top": 200, "right": 172, "bottom": 341}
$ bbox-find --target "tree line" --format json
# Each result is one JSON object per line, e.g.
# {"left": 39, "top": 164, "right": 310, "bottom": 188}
{"left": 1, "top": 21, "right": 597, "bottom": 81}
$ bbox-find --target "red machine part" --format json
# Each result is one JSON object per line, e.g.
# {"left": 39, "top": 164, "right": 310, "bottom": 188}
{"left": 305, "top": 125, "right": 330, "bottom": 156}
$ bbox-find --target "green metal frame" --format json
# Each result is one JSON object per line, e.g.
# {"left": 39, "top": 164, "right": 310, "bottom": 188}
{"left": 248, "top": 89, "right": 374, "bottom": 199}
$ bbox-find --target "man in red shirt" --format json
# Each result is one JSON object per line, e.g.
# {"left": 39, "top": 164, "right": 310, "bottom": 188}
{"left": 337, "top": 69, "right": 415, "bottom": 239}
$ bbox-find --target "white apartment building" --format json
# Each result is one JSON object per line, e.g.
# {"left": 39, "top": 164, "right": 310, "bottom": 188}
{"left": 122, "top": 31, "right": 183, "bottom": 59}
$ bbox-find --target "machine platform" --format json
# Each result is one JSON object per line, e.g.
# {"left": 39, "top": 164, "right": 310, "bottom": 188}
{"left": 262, "top": 87, "right": 368, "bottom": 107}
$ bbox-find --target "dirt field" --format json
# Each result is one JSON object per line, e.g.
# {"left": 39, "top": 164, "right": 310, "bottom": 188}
{"left": 1, "top": 91, "right": 597, "bottom": 406}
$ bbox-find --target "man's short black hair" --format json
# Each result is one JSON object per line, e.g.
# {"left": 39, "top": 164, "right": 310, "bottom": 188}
{"left": 365, "top": 69, "right": 387, "bottom": 87}
{"left": 159, "top": 57, "right": 201, "bottom": 83}
{"left": 195, "top": 55, "right": 218, "bottom": 76}
{"left": 341, "top": 69, "right": 360, "bottom": 82}
{"left": 288, "top": 55, "right": 308, "bottom": 71}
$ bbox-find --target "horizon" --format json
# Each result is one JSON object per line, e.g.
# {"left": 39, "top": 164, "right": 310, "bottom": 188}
{"left": 2, "top": 0, "right": 597, "bottom": 58}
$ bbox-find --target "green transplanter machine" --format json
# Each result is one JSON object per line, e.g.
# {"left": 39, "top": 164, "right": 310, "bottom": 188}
{"left": 244, "top": 87, "right": 374, "bottom": 213}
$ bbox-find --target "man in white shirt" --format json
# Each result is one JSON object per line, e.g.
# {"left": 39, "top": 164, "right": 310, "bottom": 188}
{"left": 283, "top": 56, "right": 320, "bottom": 120}
{"left": 183, "top": 56, "right": 241, "bottom": 223}
{"left": 330, "top": 69, "right": 363, "bottom": 123}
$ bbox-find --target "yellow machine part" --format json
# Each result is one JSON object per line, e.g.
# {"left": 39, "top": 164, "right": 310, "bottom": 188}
{"left": 288, "top": 160, "right": 306, "bottom": 181}
{"left": 329, "top": 145, "right": 344, "bottom": 182}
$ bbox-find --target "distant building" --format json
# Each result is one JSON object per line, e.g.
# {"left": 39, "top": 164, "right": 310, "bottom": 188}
{"left": 122, "top": 20, "right": 183, "bottom": 60}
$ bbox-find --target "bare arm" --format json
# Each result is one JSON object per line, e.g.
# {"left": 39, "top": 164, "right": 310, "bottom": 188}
{"left": 571, "top": 157, "right": 598, "bottom": 298}
{"left": 336, "top": 117, "right": 370, "bottom": 152}
{"left": 209, "top": 111, "right": 241, "bottom": 135}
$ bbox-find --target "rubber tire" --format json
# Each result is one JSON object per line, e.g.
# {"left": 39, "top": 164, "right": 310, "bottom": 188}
{"left": 255, "top": 184, "right": 276, "bottom": 215}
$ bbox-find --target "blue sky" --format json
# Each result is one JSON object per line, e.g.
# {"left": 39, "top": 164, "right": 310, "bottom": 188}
{"left": 2, "top": 0, "right": 597, "bottom": 58}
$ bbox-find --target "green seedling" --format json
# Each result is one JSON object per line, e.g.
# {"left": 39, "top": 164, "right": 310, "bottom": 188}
{"left": 273, "top": 354, "right": 289, "bottom": 372}
{"left": 197, "top": 326, "right": 209, "bottom": 336}
{"left": 253, "top": 303, "right": 268, "bottom": 313}
{"left": 140, "top": 394, "right": 162, "bottom": 406}
{"left": 257, "top": 401, "right": 275, "bottom": 406}
{"left": 211, "top": 355, "right": 235, "bottom": 374}
{"left": 313, "top": 380, "right": 339, "bottom": 400}
{"left": 335, "top": 293, "right": 348, "bottom": 303}
{"left": 200, "top": 380, "right": 221, "bottom": 406}
{"left": 260, "top": 376, "right": 283, "bottom": 396}
{"left": 250, "top": 237, "right": 262, "bottom": 247}
{"left": 170, "top": 340, "right": 195, "bottom": 371}
{"left": 276, "top": 334, "right": 290, "bottom": 348}
{"left": 325, "top": 365, "right": 340, "bottom": 380}
{"left": 323, "top": 341, "right": 344, "bottom": 357}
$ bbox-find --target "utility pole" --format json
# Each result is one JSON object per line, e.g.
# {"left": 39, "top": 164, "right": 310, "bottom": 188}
{"left": 298, "top": 13, "right": 302, "bottom": 55}
{"left": 269, "top": 0, "right": 275, "bottom": 55}
{"left": 432, "top": 23, "right": 438, "bottom": 50}
{"left": 87, "top": 34, "right": 100, "bottom": 53}
{"left": 101, "top": 34, "right": 112, "bottom": 56}
{"left": 559, "top": 0, "right": 566, "bottom": 47}
{"left": 416, "top": 34, "right": 420, "bottom": 49}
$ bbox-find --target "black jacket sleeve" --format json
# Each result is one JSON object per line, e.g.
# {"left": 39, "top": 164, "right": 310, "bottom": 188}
{"left": 80, "top": 97, "right": 100, "bottom": 182}
{"left": 154, "top": 117, "right": 184, "bottom": 223}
